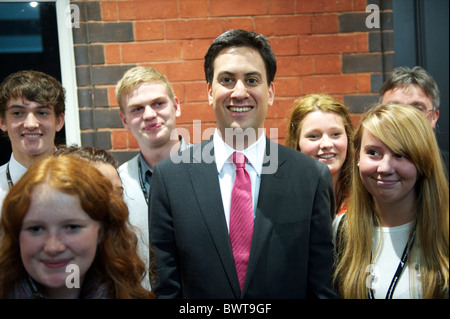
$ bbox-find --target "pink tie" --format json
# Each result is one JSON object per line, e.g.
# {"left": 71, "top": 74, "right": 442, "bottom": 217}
{"left": 229, "top": 152, "right": 254, "bottom": 290}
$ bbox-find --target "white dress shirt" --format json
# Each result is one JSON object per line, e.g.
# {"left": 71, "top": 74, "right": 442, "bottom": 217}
{"left": 213, "top": 129, "right": 266, "bottom": 232}
{"left": 0, "top": 154, "right": 27, "bottom": 210}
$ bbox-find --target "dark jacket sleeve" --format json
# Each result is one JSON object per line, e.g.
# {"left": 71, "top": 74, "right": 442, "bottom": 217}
{"left": 307, "top": 162, "right": 338, "bottom": 299}
{"left": 148, "top": 162, "right": 181, "bottom": 298}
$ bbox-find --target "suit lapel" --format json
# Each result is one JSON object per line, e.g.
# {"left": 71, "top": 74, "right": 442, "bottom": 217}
{"left": 243, "top": 139, "right": 287, "bottom": 294}
{"left": 188, "top": 140, "right": 241, "bottom": 297}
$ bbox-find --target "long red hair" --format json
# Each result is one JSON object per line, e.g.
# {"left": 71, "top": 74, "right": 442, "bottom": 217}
{"left": 0, "top": 155, "right": 154, "bottom": 298}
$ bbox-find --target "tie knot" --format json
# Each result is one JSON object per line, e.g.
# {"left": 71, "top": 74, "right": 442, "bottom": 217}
{"left": 233, "top": 152, "right": 246, "bottom": 168}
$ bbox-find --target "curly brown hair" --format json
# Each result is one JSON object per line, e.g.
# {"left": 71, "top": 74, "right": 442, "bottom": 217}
{"left": 0, "top": 70, "right": 65, "bottom": 119}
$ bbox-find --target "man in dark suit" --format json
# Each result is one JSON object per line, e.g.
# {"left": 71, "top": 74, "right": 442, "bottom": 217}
{"left": 149, "top": 29, "right": 337, "bottom": 299}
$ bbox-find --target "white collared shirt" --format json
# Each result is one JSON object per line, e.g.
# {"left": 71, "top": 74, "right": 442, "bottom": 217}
{"left": 213, "top": 129, "right": 266, "bottom": 232}
{"left": 8, "top": 154, "right": 27, "bottom": 184}
{"left": 0, "top": 153, "right": 27, "bottom": 210}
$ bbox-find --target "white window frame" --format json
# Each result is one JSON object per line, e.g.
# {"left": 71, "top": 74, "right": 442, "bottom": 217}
{"left": 0, "top": 0, "right": 81, "bottom": 145}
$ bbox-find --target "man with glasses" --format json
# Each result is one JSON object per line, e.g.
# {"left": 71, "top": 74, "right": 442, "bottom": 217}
{"left": 380, "top": 66, "right": 448, "bottom": 174}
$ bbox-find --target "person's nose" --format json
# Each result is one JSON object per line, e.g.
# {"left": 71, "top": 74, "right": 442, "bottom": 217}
{"left": 142, "top": 105, "right": 157, "bottom": 120}
{"left": 230, "top": 80, "right": 249, "bottom": 100}
{"left": 320, "top": 135, "right": 333, "bottom": 149}
{"left": 24, "top": 112, "right": 39, "bottom": 129}
{"left": 377, "top": 155, "right": 395, "bottom": 175}
{"left": 43, "top": 232, "right": 66, "bottom": 256}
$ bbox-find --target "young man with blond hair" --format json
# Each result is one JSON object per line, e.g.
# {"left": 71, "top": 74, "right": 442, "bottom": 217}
{"left": 115, "top": 66, "right": 191, "bottom": 290}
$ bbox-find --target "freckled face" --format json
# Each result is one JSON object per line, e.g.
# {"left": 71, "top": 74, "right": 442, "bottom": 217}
{"left": 19, "top": 184, "right": 100, "bottom": 293}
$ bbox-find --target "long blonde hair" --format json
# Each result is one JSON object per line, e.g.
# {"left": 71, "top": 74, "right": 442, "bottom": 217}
{"left": 334, "top": 104, "right": 449, "bottom": 298}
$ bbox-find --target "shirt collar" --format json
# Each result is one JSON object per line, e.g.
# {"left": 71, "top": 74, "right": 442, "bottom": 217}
{"left": 179, "top": 135, "right": 191, "bottom": 152}
{"left": 9, "top": 153, "right": 27, "bottom": 184}
{"left": 139, "top": 135, "right": 190, "bottom": 181}
{"left": 138, "top": 152, "right": 152, "bottom": 179}
{"left": 213, "top": 129, "right": 266, "bottom": 176}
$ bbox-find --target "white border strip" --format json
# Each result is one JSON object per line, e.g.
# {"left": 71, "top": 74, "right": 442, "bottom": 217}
{"left": 0, "top": 0, "right": 81, "bottom": 145}
{"left": 55, "top": 0, "right": 81, "bottom": 145}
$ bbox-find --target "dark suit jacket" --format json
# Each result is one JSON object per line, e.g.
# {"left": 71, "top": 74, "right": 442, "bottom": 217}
{"left": 149, "top": 137, "right": 337, "bottom": 299}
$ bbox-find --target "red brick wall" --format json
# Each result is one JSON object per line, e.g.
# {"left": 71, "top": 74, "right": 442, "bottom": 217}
{"left": 73, "top": 0, "right": 393, "bottom": 163}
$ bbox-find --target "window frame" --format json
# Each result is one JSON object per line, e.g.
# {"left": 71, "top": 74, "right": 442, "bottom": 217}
{"left": 0, "top": 0, "right": 81, "bottom": 145}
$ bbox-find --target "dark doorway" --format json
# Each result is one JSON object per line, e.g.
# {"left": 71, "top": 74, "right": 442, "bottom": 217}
{"left": 392, "top": 0, "right": 449, "bottom": 152}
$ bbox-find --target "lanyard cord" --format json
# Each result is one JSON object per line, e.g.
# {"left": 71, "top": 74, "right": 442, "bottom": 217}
{"left": 138, "top": 159, "right": 149, "bottom": 205}
{"left": 368, "top": 221, "right": 417, "bottom": 299}
{"left": 6, "top": 162, "right": 13, "bottom": 189}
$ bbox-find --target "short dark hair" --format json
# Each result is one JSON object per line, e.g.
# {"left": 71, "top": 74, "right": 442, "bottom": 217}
{"left": 0, "top": 70, "right": 65, "bottom": 118}
{"left": 379, "top": 66, "right": 440, "bottom": 110}
{"left": 204, "top": 29, "right": 277, "bottom": 85}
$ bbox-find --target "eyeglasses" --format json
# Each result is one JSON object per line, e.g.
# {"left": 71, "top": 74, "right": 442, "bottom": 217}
{"left": 411, "top": 104, "right": 435, "bottom": 114}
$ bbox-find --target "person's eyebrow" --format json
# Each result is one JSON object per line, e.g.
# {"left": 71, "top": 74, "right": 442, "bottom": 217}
{"left": 127, "top": 96, "right": 167, "bottom": 109}
{"left": 216, "top": 71, "right": 263, "bottom": 79}
{"left": 8, "top": 104, "right": 52, "bottom": 110}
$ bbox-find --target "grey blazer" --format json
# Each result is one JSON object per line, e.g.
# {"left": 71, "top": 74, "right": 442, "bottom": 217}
{"left": 149, "top": 137, "right": 337, "bottom": 299}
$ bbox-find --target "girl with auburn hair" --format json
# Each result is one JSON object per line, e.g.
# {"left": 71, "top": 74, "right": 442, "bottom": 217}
{"left": 0, "top": 155, "right": 155, "bottom": 299}
{"left": 286, "top": 94, "right": 354, "bottom": 216}
{"left": 333, "top": 103, "right": 448, "bottom": 299}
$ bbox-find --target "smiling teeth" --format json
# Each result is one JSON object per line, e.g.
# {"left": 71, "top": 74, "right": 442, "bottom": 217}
{"left": 229, "top": 107, "right": 251, "bottom": 112}
{"left": 23, "top": 134, "right": 41, "bottom": 138}
{"left": 319, "top": 154, "right": 334, "bottom": 159}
